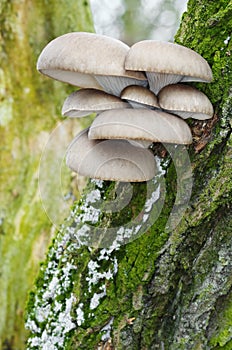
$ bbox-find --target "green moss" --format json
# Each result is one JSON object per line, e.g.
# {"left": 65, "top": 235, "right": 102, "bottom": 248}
{"left": 209, "top": 290, "right": 232, "bottom": 348}
{"left": 175, "top": 0, "right": 232, "bottom": 107}
{"left": 213, "top": 340, "right": 232, "bottom": 350}
{"left": 25, "top": 174, "right": 173, "bottom": 348}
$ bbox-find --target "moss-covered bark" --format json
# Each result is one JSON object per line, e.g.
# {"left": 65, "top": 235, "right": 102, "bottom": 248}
{"left": 25, "top": 0, "right": 232, "bottom": 349}
{"left": 0, "top": 1, "right": 94, "bottom": 349}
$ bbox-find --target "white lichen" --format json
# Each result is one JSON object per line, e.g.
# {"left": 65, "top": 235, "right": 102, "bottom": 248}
{"left": 144, "top": 184, "right": 161, "bottom": 212}
{"left": 26, "top": 242, "right": 78, "bottom": 350}
{"left": 91, "top": 178, "right": 104, "bottom": 188}
{"left": 113, "top": 256, "right": 118, "bottom": 275}
{"left": 155, "top": 155, "right": 168, "bottom": 176}
{"left": 98, "top": 248, "right": 110, "bottom": 261}
{"left": 101, "top": 317, "right": 114, "bottom": 341}
{"left": 35, "top": 302, "right": 51, "bottom": 323}
{"left": 80, "top": 205, "right": 101, "bottom": 223}
{"left": 25, "top": 319, "right": 41, "bottom": 334}
{"left": 90, "top": 285, "right": 106, "bottom": 310}
{"left": 76, "top": 303, "right": 85, "bottom": 326}
{"left": 224, "top": 36, "right": 230, "bottom": 45}
{"left": 43, "top": 276, "right": 60, "bottom": 300}
{"left": 27, "top": 174, "right": 164, "bottom": 348}
{"left": 86, "top": 259, "right": 114, "bottom": 292}
{"left": 143, "top": 214, "right": 149, "bottom": 223}
{"left": 86, "top": 189, "right": 101, "bottom": 203}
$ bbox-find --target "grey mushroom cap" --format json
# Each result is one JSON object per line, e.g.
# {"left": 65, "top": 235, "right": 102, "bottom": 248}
{"left": 62, "top": 89, "right": 131, "bottom": 117}
{"left": 121, "top": 85, "right": 160, "bottom": 109}
{"left": 125, "top": 40, "right": 213, "bottom": 94}
{"left": 88, "top": 108, "right": 192, "bottom": 145}
{"left": 37, "top": 32, "right": 147, "bottom": 95}
{"left": 66, "top": 128, "right": 157, "bottom": 182}
{"left": 158, "top": 84, "right": 214, "bottom": 120}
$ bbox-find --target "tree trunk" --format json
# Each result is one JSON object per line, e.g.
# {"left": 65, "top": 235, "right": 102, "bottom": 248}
{"left": 26, "top": 0, "right": 232, "bottom": 349}
{"left": 0, "top": 1, "right": 94, "bottom": 349}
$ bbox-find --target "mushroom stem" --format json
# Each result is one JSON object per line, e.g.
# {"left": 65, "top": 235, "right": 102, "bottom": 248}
{"left": 146, "top": 72, "right": 182, "bottom": 95}
{"left": 95, "top": 75, "right": 147, "bottom": 97}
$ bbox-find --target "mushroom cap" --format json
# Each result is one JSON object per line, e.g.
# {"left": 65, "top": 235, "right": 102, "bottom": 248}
{"left": 37, "top": 32, "right": 146, "bottom": 88}
{"left": 121, "top": 85, "right": 159, "bottom": 109}
{"left": 158, "top": 84, "right": 214, "bottom": 120}
{"left": 62, "top": 89, "right": 131, "bottom": 117}
{"left": 125, "top": 40, "right": 213, "bottom": 83}
{"left": 66, "top": 128, "right": 157, "bottom": 182}
{"left": 88, "top": 108, "right": 192, "bottom": 145}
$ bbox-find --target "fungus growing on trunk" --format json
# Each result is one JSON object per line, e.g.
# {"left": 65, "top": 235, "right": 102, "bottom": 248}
{"left": 125, "top": 40, "right": 213, "bottom": 94}
{"left": 66, "top": 129, "right": 157, "bottom": 182}
{"left": 36, "top": 31, "right": 214, "bottom": 182}
{"left": 37, "top": 32, "right": 147, "bottom": 96}
{"left": 158, "top": 84, "right": 214, "bottom": 120}
{"left": 121, "top": 85, "right": 160, "bottom": 109}
{"left": 88, "top": 108, "right": 192, "bottom": 145}
{"left": 62, "top": 89, "right": 130, "bottom": 117}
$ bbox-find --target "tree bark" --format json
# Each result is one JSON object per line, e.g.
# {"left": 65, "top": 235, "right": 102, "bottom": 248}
{"left": 0, "top": 1, "right": 93, "bottom": 349}
{"left": 26, "top": 0, "right": 232, "bottom": 349}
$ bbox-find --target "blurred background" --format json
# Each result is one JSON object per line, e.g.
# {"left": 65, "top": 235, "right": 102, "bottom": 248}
{"left": 90, "top": 0, "right": 188, "bottom": 44}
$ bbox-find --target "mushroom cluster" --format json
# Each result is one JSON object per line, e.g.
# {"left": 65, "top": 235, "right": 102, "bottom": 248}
{"left": 37, "top": 32, "right": 213, "bottom": 182}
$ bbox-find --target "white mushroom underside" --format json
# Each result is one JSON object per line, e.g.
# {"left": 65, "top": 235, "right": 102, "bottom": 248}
{"left": 146, "top": 72, "right": 182, "bottom": 95}
{"left": 181, "top": 76, "right": 210, "bottom": 82}
{"left": 40, "top": 69, "right": 103, "bottom": 89}
{"left": 95, "top": 75, "right": 147, "bottom": 97}
{"left": 63, "top": 109, "right": 96, "bottom": 117}
{"left": 128, "top": 101, "right": 154, "bottom": 109}
{"left": 165, "top": 110, "right": 213, "bottom": 120}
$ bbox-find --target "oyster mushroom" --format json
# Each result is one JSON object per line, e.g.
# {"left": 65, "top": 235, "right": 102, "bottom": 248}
{"left": 121, "top": 85, "right": 160, "bottom": 109}
{"left": 62, "top": 88, "right": 131, "bottom": 117}
{"left": 125, "top": 40, "right": 213, "bottom": 94}
{"left": 88, "top": 108, "right": 192, "bottom": 145}
{"left": 37, "top": 32, "right": 147, "bottom": 96}
{"left": 158, "top": 84, "right": 214, "bottom": 120}
{"left": 66, "top": 128, "right": 157, "bottom": 182}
